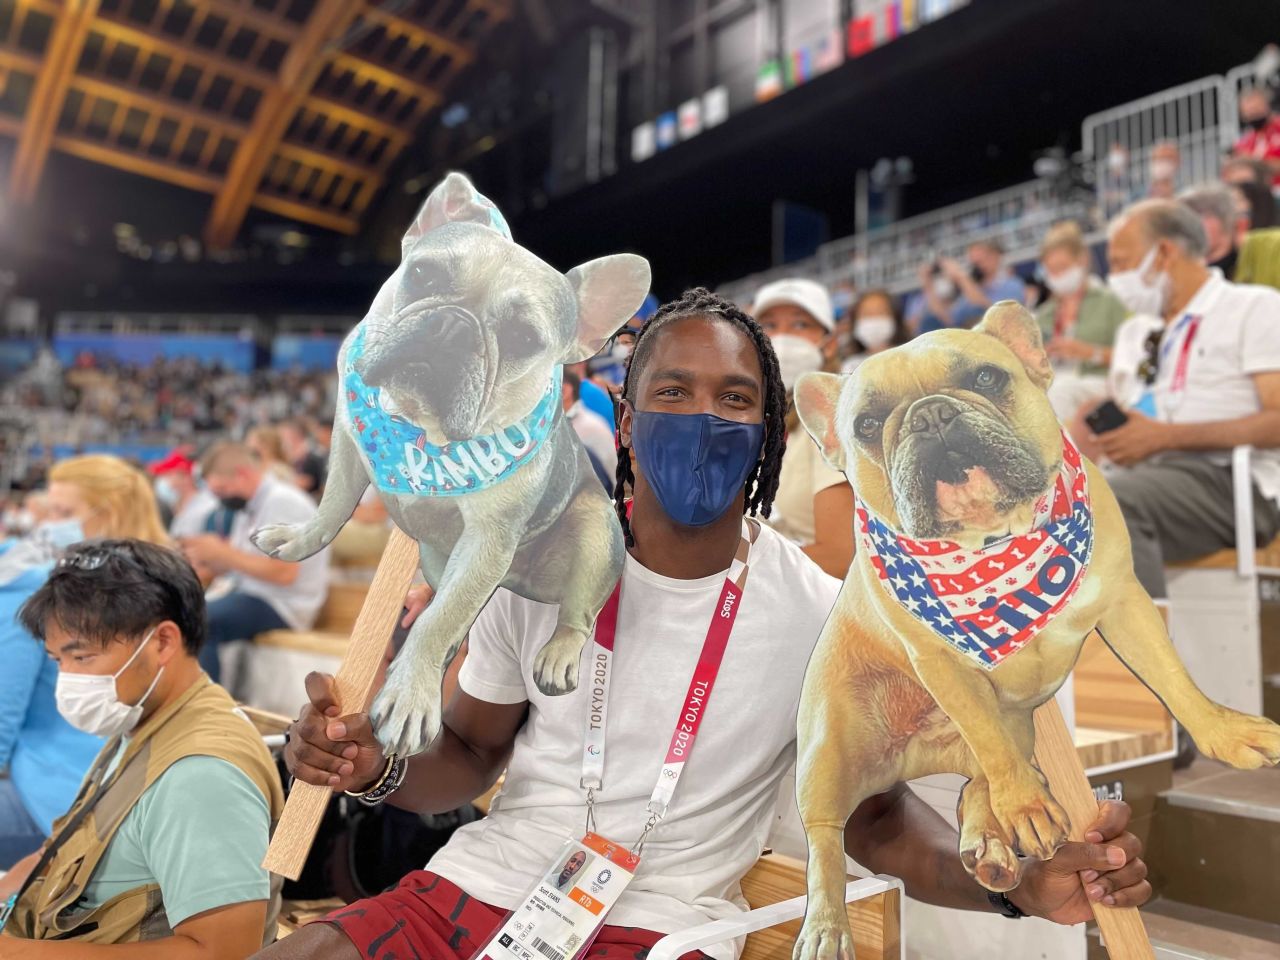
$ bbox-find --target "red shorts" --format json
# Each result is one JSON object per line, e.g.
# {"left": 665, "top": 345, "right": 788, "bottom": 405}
{"left": 323, "top": 870, "right": 709, "bottom": 960}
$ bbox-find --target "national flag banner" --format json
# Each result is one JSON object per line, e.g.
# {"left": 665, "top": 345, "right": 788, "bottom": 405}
{"left": 630, "top": 122, "right": 656, "bottom": 163}
{"left": 856, "top": 433, "right": 1093, "bottom": 671}
{"left": 812, "top": 28, "right": 844, "bottom": 74}
{"left": 677, "top": 98, "right": 702, "bottom": 140}
{"left": 847, "top": 15, "right": 876, "bottom": 58}
{"left": 786, "top": 46, "right": 811, "bottom": 87}
{"left": 702, "top": 85, "right": 729, "bottom": 128}
{"left": 655, "top": 111, "right": 677, "bottom": 150}
{"left": 755, "top": 59, "right": 784, "bottom": 102}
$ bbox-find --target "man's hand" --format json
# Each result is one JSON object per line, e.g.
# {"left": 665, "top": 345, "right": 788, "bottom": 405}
{"left": 1009, "top": 800, "right": 1151, "bottom": 924}
{"left": 938, "top": 257, "right": 968, "bottom": 284}
{"left": 402, "top": 583, "right": 435, "bottom": 629}
{"left": 179, "top": 534, "right": 232, "bottom": 572}
{"left": 286, "top": 672, "right": 389, "bottom": 792}
{"left": 1047, "top": 337, "right": 1102, "bottom": 363}
{"left": 1094, "top": 409, "right": 1171, "bottom": 466}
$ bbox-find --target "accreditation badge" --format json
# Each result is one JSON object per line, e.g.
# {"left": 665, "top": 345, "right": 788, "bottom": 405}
{"left": 473, "top": 833, "right": 639, "bottom": 960}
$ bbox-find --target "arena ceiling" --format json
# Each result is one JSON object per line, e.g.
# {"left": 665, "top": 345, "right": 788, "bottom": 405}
{"left": 0, "top": 0, "right": 513, "bottom": 249}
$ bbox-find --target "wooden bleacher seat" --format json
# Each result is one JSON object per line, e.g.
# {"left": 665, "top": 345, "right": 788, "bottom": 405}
{"left": 254, "top": 580, "right": 368, "bottom": 655}
{"left": 1168, "top": 533, "right": 1280, "bottom": 571}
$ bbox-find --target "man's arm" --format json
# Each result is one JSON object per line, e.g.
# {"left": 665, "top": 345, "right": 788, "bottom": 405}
{"left": 844, "top": 786, "right": 1150, "bottom": 922}
{"left": 287, "top": 672, "right": 527, "bottom": 815}
{"left": 1097, "top": 371, "right": 1280, "bottom": 466}
{"left": 802, "top": 482, "right": 856, "bottom": 579}
{"left": 0, "top": 900, "right": 267, "bottom": 959}
{"left": 179, "top": 535, "right": 299, "bottom": 587}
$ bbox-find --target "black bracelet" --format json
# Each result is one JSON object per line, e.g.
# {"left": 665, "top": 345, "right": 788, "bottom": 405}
{"left": 987, "top": 889, "right": 1027, "bottom": 919}
{"left": 356, "top": 756, "right": 408, "bottom": 806}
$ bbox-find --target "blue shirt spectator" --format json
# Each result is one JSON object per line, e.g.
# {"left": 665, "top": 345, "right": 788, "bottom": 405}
{"left": 579, "top": 377, "right": 616, "bottom": 427}
{"left": 913, "top": 240, "right": 1026, "bottom": 333}
{"left": 0, "top": 541, "right": 104, "bottom": 866}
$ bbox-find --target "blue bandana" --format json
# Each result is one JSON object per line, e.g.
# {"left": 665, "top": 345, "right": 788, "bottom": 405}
{"left": 343, "top": 327, "right": 561, "bottom": 496}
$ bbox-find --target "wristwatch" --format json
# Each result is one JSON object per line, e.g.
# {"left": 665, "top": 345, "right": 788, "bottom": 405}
{"left": 987, "top": 889, "right": 1027, "bottom": 919}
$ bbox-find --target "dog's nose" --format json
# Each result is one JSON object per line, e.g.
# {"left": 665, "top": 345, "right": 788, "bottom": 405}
{"left": 908, "top": 397, "right": 959, "bottom": 435}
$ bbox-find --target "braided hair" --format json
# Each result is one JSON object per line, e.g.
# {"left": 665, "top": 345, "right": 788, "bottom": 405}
{"left": 611, "top": 287, "right": 787, "bottom": 546}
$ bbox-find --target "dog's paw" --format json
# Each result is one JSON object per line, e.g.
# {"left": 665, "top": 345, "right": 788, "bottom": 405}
{"left": 250, "top": 523, "right": 324, "bottom": 562}
{"left": 369, "top": 663, "right": 443, "bottom": 757}
{"left": 960, "top": 830, "right": 1024, "bottom": 892}
{"left": 531, "top": 634, "right": 585, "bottom": 696}
{"left": 793, "top": 908, "right": 855, "bottom": 960}
{"left": 1193, "top": 708, "right": 1280, "bottom": 769}
{"left": 990, "top": 778, "right": 1070, "bottom": 861}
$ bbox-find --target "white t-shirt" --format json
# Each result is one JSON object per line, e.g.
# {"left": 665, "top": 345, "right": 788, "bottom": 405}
{"left": 769, "top": 430, "right": 847, "bottom": 547}
{"left": 1138, "top": 272, "right": 1280, "bottom": 501}
{"left": 169, "top": 489, "right": 220, "bottom": 539}
{"left": 427, "top": 523, "right": 840, "bottom": 960}
{"left": 567, "top": 400, "right": 619, "bottom": 478}
{"left": 229, "top": 474, "right": 329, "bottom": 629}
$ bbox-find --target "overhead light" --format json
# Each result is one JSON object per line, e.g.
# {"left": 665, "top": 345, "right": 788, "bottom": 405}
{"left": 280, "top": 229, "right": 309, "bottom": 248}
{"left": 113, "top": 223, "right": 136, "bottom": 239}
{"left": 475, "top": 135, "right": 496, "bottom": 153}
{"left": 442, "top": 102, "right": 470, "bottom": 128}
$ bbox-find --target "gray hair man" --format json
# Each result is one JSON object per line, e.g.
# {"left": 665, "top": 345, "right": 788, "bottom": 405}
{"left": 1179, "top": 182, "right": 1243, "bottom": 279}
{"left": 1098, "top": 199, "right": 1280, "bottom": 596}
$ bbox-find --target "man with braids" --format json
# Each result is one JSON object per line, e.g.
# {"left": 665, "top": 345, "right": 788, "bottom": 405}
{"left": 259, "top": 290, "right": 1150, "bottom": 960}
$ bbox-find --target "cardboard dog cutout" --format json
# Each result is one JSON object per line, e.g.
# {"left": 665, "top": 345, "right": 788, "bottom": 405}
{"left": 253, "top": 173, "right": 649, "bottom": 758}
{"left": 791, "top": 301, "right": 1280, "bottom": 960}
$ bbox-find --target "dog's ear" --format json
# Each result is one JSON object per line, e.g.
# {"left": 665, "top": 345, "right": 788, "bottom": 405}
{"left": 401, "top": 172, "right": 512, "bottom": 258}
{"left": 974, "top": 300, "right": 1053, "bottom": 391}
{"left": 794, "top": 372, "right": 846, "bottom": 473}
{"left": 563, "top": 255, "right": 652, "bottom": 363}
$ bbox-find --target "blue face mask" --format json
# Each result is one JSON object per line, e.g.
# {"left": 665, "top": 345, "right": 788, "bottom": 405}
{"left": 629, "top": 409, "right": 765, "bottom": 527}
{"left": 35, "top": 518, "right": 85, "bottom": 552}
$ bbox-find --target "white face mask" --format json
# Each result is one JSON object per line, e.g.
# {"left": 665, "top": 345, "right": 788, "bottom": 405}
{"left": 56, "top": 628, "right": 164, "bottom": 738}
{"left": 1045, "top": 265, "right": 1086, "bottom": 297}
{"left": 1149, "top": 158, "right": 1177, "bottom": 181}
{"left": 35, "top": 518, "right": 85, "bottom": 552}
{"left": 931, "top": 276, "right": 957, "bottom": 301}
{"left": 611, "top": 341, "right": 632, "bottom": 363}
{"left": 772, "top": 334, "right": 825, "bottom": 391}
{"left": 854, "top": 315, "right": 896, "bottom": 350}
{"left": 154, "top": 477, "right": 180, "bottom": 509}
{"left": 1107, "top": 246, "right": 1171, "bottom": 317}
{"left": 1107, "top": 149, "right": 1128, "bottom": 174}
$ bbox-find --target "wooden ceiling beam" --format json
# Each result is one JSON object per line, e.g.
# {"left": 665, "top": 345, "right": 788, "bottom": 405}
{"left": 201, "top": 0, "right": 300, "bottom": 46}
{"left": 204, "top": 0, "right": 363, "bottom": 248}
{"left": 304, "top": 93, "right": 411, "bottom": 145}
{"left": 0, "top": 45, "right": 44, "bottom": 74}
{"left": 250, "top": 191, "right": 360, "bottom": 234}
{"left": 331, "top": 51, "right": 442, "bottom": 109}
{"left": 275, "top": 140, "right": 380, "bottom": 183}
{"left": 91, "top": 12, "right": 276, "bottom": 89}
{"left": 70, "top": 73, "right": 250, "bottom": 140}
{"left": 8, "top": 0, "right": 101, "bottom": 204}
{"left": 360, "top": 6, "right": 474, "bottom": 65}
{"left": 52, "top": 133, "right": 223, "bottom": 193}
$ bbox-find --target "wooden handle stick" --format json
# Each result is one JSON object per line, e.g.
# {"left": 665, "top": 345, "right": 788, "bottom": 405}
{"left": 1032, "top": 698, "right": 1154, "bottom": 960}
{"left": 262, "top": 527, "right": 422, "bottom": 880}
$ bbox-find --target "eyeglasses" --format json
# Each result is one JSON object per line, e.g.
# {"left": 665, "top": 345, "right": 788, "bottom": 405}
{"left": 1137, "top": 327, "right": 1163, "bottom": 386}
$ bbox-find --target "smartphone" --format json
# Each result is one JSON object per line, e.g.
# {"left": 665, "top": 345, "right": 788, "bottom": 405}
{"left": 1085, "top": 400, "right": 1129, "bottom": 434}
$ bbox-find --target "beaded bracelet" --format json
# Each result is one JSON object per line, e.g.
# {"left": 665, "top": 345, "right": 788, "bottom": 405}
{"left": 346, "top": 755, "right": 408, "bottom": 806}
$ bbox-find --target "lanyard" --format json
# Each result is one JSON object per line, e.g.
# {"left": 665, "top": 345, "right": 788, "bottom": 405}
{"left": 580, "top": 520, "right": 754, "bottom": 851}
{"left": 1159, "top": 312, "right": 1202, "bottom": 408}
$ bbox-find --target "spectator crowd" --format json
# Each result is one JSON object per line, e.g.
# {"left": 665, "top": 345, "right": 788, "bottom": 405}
{"left": 0, "top": 81, "right": 1278, "bottom": 960}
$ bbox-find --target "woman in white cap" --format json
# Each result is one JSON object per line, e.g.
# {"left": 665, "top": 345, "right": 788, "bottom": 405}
{"left": 752, "top": 278, "right": 854, "bottom": 577}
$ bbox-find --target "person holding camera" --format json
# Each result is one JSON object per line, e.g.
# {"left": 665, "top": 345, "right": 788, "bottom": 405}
{"left": 914, "top": 239, "right": 1025, "bottom": 334}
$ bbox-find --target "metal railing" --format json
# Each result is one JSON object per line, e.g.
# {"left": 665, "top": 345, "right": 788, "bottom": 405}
{"left": 717, "top": 58, "right": 1264, "bottom": 305}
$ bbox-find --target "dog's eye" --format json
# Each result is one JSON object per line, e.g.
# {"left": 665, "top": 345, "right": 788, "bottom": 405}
{"left": 971, "top": 365, "right": 1008, "bottom": 393}
{"left": 502, "top": 322, "right": 545, "bottom": 360}
{"left": 855, "top": 414, "right": 883, "bottom": 440}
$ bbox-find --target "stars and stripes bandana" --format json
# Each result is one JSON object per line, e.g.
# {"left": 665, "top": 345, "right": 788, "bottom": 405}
{"left": 343, "top": 325, "right": 560, "bottom": 496}
{"left": 857, "top": 431, "right": 1092, "bottom": 670}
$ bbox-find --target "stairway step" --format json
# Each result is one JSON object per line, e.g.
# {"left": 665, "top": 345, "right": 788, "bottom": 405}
{"left": 1161, "top": 765, "right": 1280, "bottom": 823}
{"left": 1129, "top": 899, "right": 1280, "bottom": 960}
